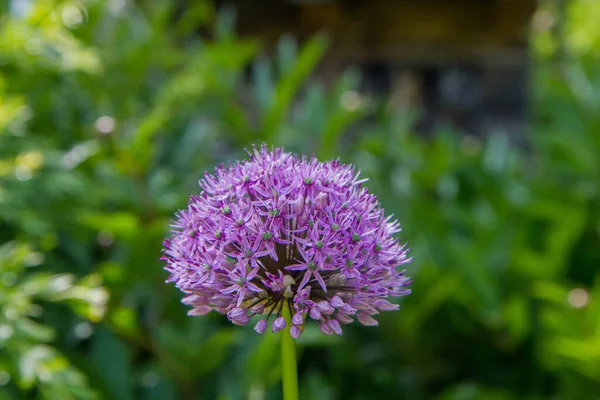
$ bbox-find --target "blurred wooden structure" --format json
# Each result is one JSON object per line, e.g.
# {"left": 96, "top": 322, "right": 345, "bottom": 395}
{"left": 228, "top": 0, "right": 538, "bottom": 137}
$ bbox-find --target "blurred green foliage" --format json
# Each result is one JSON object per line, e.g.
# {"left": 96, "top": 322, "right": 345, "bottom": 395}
{"left": 0, "top": 241, "right": 107, "bottom": 399}
{"left": 0, "top": 0, "right": 599, "bottom": 399}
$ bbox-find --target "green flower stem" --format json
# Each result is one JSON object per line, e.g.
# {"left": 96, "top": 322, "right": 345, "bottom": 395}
{"left": 281, "top": 304, "right": 299, "bottom": 400}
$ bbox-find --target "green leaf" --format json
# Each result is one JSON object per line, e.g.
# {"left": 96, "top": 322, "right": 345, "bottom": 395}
{"left": 195, "top": 329, "right": 239, "bottom": 376}
{"left": 15, "top": 318, "right": 55, "bottom": 343}
{"left": 90, "top": 328, "right": 133, "bottom": 400}
{"left": 261, "top": 35, "right": 329, "bottom": 140}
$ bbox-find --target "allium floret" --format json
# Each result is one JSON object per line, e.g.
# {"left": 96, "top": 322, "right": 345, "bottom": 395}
{"left": 162, "top": 145, "right": 411, "bottom": 337}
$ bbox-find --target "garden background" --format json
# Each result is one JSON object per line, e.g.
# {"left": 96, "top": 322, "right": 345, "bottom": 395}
{"left": 1, "top": 0, "right": 599, "bottom": 399}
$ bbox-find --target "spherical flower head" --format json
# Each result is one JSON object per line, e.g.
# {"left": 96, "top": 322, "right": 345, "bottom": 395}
{"left": 162, "top": 145, "right": 411, "bottom": 337}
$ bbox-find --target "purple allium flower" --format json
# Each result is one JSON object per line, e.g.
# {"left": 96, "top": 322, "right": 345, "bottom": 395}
{"left": 162, "top": 145, "right": 411, "bottom": 337}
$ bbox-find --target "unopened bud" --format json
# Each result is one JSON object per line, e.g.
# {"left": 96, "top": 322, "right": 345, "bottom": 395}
{"left": 292, "top": 195, "right": 305, "bottom": 214}
{"left": 254, "top": 319, "right": 267, "bottom": 333}
{"left": 272, "top": 316, "right": 286, "bottom": 332}
{"left": 314, "top": 192, "right": 328, "bottom": 210}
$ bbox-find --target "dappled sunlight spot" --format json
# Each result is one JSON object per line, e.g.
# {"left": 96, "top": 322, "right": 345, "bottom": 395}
{"left": 0, "top": 371, "right": 10, "bottom": 386}
{"left": 24, "top": 252, "right": 44, "bottom": 267}
{"left": 25, "top": 38, "right": 43, "bottom": 56}
{"left": 340, "top": 90, "right": 362, "bottom": 111}
{"left": 15, "top": 165, "right": 32, "bottom": 181}
{"left": 532, "top": 10, "right": 554, "bottom": 33}
{"left": 109, "top": 0, "right": 128, "bottom": 14}
{"left": 95, "top": 116, "right": 115, "bottom": 135}
{"left": 0, "top": 324, "right": 14, "bottom": 341}
{"left": 16, "top": 151, "right": 43, "bottom": 169}
{"left": 4, "top": 307, "right": 17, "bottom": 320}
{"left": 567, "top": 288, "right": 589, "bottom": 308}
{"left": 62, "top": 141, "right": 99, "bottom": 169}
{"left": 74, "top": 322, "right": 93, "bottom": 339}
{"left": 90, "top": 290, "right": 109, "bottom": 305}
{"left": 48, "top": 275, "right": 75, "bottom": 293}
{"left": 2, "top": 271, "right": 17, "bottom": 287}
{"left": 9, "top": 0, "right": 31, "bottom": 17}
{"left": 460, "top": 135, "right": 481, "bottom": 156}
{"left": 61, "top": 4, "right": 87, "bottom": 29}
{"left": 248, "top": 384, "right": 266, "bottom": 400}
{"left": 17, "top": 105, "right": 33, "bottom": 122}
{"left": 141, "top": 370, "right": 160, "bottom": 388}
{"left": 89, "top": 288, "right": 109, "bottom": 321}
{"left": 61, "top": 153, "right": 78, "bottom": 169}
{"left": 15, "top": 150, "right": 43, "bottom": 181}
{"left": 97, "top": 230, "right": 115, "bottom": 247}
{"left": 436, "top": 175, "right": 458, "bottom": 200}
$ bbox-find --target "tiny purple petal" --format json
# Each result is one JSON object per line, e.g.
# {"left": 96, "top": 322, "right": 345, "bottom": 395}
{"left": 254, "top": 319, "right": 267, "bottom": 333}
{"left": 272, "top": 316, "right": 287, "bottom": 332}
{"left": 330, "top": 296, "right": 345, "bottom": 308}
{"left": 291, "top": 195, "right": 304, "bottom": 215}
{"left": 317, "top": 301, "right": 334, "bottom": 315}
{"left": 292, "top": 312, "right": 304, "bottom": 326}
{"left": 357, "top": 313, "right": 379, "bottom": 326}
{"left": 319, "top": 322, "right": 334, "bottom": 335}
{"left": 340, "top": 304, "right": 356, "bottom": 315}
{"left": 336, "top": 313, "right": 354, "bottom": 324}
{"left": 187, "top": 306, "right": 212, "bottom": 316}
{"left": 285, "top": 264, "right": 308, "bottom": 271}
{"left": 227, "top": 308, "right": 250, "bottom": 326}
{"left": 314, "top": 271, "right": 327, "bottom": 292}
{"left": 309, "top": 307, "right": 322, "bottom": 320}
{"left": 298, "top": 270, "right": 312, "bottom": 290}
{"left": 181, "top": 295, "right": 201, "bottom": 305}
{"left": 328, "top": 319, "right": 343, "bottom": 335}
{"left": 374, "top": 299, "right": 399, "bottom": 311}
{"left": 291, "top": 326, "right": 302, "bottom": 339}
{"left": 251, "top": 303, "right": 265, "bottom": 314}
